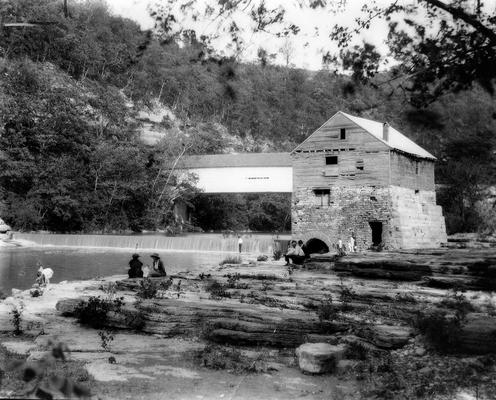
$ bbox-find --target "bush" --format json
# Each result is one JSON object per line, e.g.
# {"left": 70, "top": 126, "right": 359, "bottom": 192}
{"left": 200, "top": 344, "right": 267, "bottom": 373}
{"left": 395, "top": 292, "right": 417, "bottom": 304}
{"left": 226, "top": 273, "right": 241, "bottom": 288}
{"left": 339, "top": 279, "right": 356, "bottom": 311}
{"left": 439, "top": 290, "right": 475, "bottom": 315}
{"left": 257, "top": 254, "right": 268, "bottom": 262}
{"left": 136, "top": 277, "right": 173, "bottom": 299}
{"left": 205, "top": 280, "right": 230, "bottom": 300}
{"left": 344, "top": 341, "right": 370, "bottom": 360}
{"left": 416, "top": 310, "right": 464, "bottom": 352}
{"left": 317, "top": 295, "right": 338, "bottom": 321}
{"left": 10, "top": 303, "right": 24, "bottom": 335}
{"left": 219, "top": 255, "right": 241, "bottom": 265}
{"left": 272, "top": 249, "right": 283, "bottom": 261}
{"left": 73, "top": 296, "right": 123, "bottom": 329}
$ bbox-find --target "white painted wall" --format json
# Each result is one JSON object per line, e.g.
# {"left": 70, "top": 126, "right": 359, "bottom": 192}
{"left": 179, "top": 167, "right": 293, "bottom": 193}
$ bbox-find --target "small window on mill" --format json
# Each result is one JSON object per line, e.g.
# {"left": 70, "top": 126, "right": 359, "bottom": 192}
{"left": 326, "top": 156, "right": 338, "bottom": 165}
{"left": 340, "top": 128, "right": 346, "bottom": 140}
{"left": 415, "top": 162, "right": 419, "bottom": 175}
{"left": 356, "top": 160, "right": 364, "bottom": 171}
{"left": 313, "top": 189, "right": 331, "bottom": 206}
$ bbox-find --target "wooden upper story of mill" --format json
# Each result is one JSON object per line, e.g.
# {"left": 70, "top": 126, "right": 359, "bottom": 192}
{"left": 291, "top": 111, "right": 436, "bottom": 192}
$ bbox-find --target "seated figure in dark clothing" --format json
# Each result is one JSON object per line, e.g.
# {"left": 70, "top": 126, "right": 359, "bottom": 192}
{"left": 284, "top": 240, "right": 306, "bottom": 265}
{"left": 149, "top": 253, "right": 166, "bottom": 277}
{"left": 128, "top": 254, "right": 143, "bottom": 278}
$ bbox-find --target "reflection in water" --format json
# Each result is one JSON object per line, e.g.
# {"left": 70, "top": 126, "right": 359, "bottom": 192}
{"left": 0, "top": 248, "right": 226, "bottom": 295}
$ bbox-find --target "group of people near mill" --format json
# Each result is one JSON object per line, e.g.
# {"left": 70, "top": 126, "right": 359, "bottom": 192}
{"left": 284, "top": 235, "right": 356, "bottom": 265}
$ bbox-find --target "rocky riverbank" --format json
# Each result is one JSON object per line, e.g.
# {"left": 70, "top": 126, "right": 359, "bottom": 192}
{"left": 1, "top": 249, "right": 496, "bottom": 399}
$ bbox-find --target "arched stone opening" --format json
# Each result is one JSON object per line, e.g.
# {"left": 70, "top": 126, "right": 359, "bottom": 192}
{"left": 305, "top": 238, "right": 330, "bottom": 255}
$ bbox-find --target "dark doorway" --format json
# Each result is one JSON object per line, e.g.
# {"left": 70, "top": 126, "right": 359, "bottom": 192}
{"left": 305, "top": 238, "right": 330, "bottom": 254}
{"left": 369, "top": 222, "right": 383, "bottom": 246}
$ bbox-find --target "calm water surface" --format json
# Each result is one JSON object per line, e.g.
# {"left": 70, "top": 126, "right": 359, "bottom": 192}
{"left": 0, "top": 248, "right": 226, "bottom": 295}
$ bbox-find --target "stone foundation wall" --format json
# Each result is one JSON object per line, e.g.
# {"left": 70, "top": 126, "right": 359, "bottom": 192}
{"left": 390, "top": 186, "right": 447, "bottom": 248}
{"left": 292, "top": 185, "right": 446, "bottom": 250}
{"left": 292, "top": 186, "right": 396, "bottom": 250}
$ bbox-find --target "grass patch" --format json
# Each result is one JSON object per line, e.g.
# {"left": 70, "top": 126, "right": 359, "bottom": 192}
{"left": 344, "top": 341, "right": 370, "bottom": 360}
{"left": 205, "top": 280, "right": 231, "bottom": 300}
{"left": 200, "top": 344, "right": 267, "bottom": 373}
{"left": 317, "top": 295, "right": 338, "bottom": 321}
{"left": 395, "top": 292, "right": 417, "bottom": 304}
{"left": 357, "top": 352, "right": 496, "bottom": 399}
{"left": 272, "top": 249, "right": 283, "bottom": 261}
{"left": 219, "top": 255, "right": 241, "bottom": 266}
{"left": 136, "top": 277, "right": 173, "bottom": 299}
{"left": 416, "top": 309, "right": 465, "bottom": 353}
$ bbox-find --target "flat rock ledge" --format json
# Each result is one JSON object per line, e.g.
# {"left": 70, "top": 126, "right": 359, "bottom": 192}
{"left": 295, "top": 343, "right": 345, "bottom": 374}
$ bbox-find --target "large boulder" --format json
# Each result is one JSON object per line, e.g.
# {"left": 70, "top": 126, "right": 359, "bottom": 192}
{"left": 295, "top": 343, "right": 345, "bottom": 374}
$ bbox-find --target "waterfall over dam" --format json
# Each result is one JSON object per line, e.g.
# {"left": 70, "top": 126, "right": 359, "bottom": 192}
{"left": 15, "top": 233, "right": 287, "bottom": 254}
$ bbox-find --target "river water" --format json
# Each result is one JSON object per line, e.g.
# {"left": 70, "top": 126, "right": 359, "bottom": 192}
{"left": 0, "top": 233, "right": 289, "bottom": 296}
{"left": 0, "top": 247, "right": 227, "bottom": 295}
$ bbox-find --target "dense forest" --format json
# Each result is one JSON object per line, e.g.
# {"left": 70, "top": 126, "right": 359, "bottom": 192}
{"left": 0, "top": 0, "right": 494, "bottom": 234}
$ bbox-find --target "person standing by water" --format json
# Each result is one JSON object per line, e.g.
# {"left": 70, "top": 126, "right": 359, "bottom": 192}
{"left": 238, "top": 235, "right": 243, "bottom": 254}
{"left": 36, "top": 264, "right": 54, "bottom": 287}
{"left": 348, "top": 235, "right": 355, "bottom": 253}
{"left": 128, "top": 254, "right": 143, "bottom": 278}
{"left": 337, "top": 239, "right": 347, "bottom": 257}
{"left": 149, "top": 253, "right": 166, "bottom": 277}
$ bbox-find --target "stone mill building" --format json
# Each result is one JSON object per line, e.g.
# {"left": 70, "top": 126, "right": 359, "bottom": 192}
{"left": 291, "top": 111, "right": 447, "bottom": 251}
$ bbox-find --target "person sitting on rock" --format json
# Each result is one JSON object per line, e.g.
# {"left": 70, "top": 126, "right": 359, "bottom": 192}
{"left": 149, "top": 253, "right": 166, "bottom": 277}
{"left": 298, "top": 240, "right": 309, "bottom": 260}
{"left": 128, "top": 254, "right": 143, "bottom": 279}
{"left": 285, "top": 240, "right": 305, "bottom": 265}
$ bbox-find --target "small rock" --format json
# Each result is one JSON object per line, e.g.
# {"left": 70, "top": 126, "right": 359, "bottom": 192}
{"left": 415, "top": 347, "right": 426, "bottom": 357}
{"left": 295, "top": 343, "right": 345, "bottom": 374}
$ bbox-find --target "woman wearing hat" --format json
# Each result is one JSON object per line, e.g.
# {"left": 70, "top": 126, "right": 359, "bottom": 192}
{"left": 128, "top": 254, "right": 144, "bottom": 278}
{"left": 149, "top": 253, "right": 166, "bottom": 277}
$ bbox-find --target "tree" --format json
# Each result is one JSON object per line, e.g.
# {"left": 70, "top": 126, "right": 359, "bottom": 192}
{"left": 437, "top": 130, "right": 495, "bottom": 233}
{"left": 149, "top": 0, "right": 496, "bottom": 106}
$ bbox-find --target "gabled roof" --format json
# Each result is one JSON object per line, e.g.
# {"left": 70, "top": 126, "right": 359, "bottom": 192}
{"left": 177, "top": 152, "right": 291, "bottom": 169}
{"left": 293, "top": 111, "right": 436, "bottom": 160}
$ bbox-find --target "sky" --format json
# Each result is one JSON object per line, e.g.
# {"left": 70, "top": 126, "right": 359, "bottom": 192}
{"left": 103, "top": 0, "right": 484, "bottom": 70}
{"left": 103, "top": 0, "right": 403, "bottom": 69}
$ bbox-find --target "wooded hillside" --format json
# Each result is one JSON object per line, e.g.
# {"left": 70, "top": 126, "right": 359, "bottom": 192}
{"left": 0, "top": 0, "right": 494, "bottom": 234}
